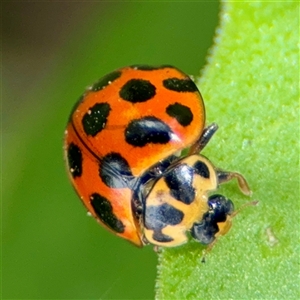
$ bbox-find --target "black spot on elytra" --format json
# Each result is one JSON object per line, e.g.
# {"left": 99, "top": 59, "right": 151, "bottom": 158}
{"left": 90, "top": 70, "right": 122, "bottom": 91}
{"left": 119, "top": 79, "right": 156, "bottom": 103}
{"left": 166, "top": 102, "right": 193, "bottom": 127}
{"left": 99, "top": 152, "right": 133, "bottom": 189}
{"left": 163, "top": 77, "right": 198, "bottom": 92}
{"left": 82, "top": 103, "right": 111, "bottom": 136}
{"left": 67, "top": 143, "right": 82, "bottom": 178}
{"left": 144, "top": 203, "right": 184, "bottom": 243}
{"left": 165, "top": 164, "right": 195, "bottom": 204}
{"left": 190, "top": 194, "right": 234, "bottom": 245}
{"left": 130, "top": 64, "right": 174, "bottom": 71}
{"left": 90, "top": 193, "right": 125, "bottom": 233}
{"left": 125, "top": 116, "right": 173, "bottom": 147}
{"left": 193, "top": 161, "right": 210, "bottom": 179}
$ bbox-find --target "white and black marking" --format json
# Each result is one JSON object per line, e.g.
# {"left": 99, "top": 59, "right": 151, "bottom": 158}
{"left": 190, "top": 194, "right": 234, "bottom": 244}
{"left": 207, "top": 194, "right": 234, "bottom": 222}
{"left": 164, "top": 164, "right": 195, "bottom": 205}
{"left": 119, "top": 79, "right": 156, "bottom": 103}
{"left": 144, "top": 203, "right": 184, "bottom": 243}
{"left": 99, "top": 152, "right": 134, "bottom": 189}
{"left": 163, "top": 77, "right": 199, "bottom": 92}
{"left": 125, "top": 116, "right": 173, "bottom": 147}
{"left": 90, "top": 193, "right": 125, "bottom": 233}
{"left": 166, "top": 102, "right": 193, "bottom": 127}
{"left": 193, "top": 160, "right": 210, "bottom": 179}
{"left": 132, "top": 154, "right": 179, "bottom": 217}
{"left": 67, "top": 143, "right": 83, "bottom": 178}
{"left": 82, "top": 102, "right": 111, "bottom": 137}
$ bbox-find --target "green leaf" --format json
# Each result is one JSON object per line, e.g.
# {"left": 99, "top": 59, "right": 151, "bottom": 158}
{"left": 156, "top": 2, "right": 299, "bottom": 299}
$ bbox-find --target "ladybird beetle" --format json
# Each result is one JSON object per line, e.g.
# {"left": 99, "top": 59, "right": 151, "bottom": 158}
{"left": 64, "top": 65, "right": 251, "bottom": 249}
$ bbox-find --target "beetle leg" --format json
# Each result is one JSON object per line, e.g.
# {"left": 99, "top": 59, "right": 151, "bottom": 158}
{"left": 188, "top": 123, "right": 218, "bottom": 155}
{"left": 216, "top": 169, "right": 252, "bottom": 196}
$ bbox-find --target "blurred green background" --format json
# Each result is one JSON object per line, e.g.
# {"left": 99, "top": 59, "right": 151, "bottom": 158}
{"left": 3, "top": 2, "right": 219, "bottom": 299}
